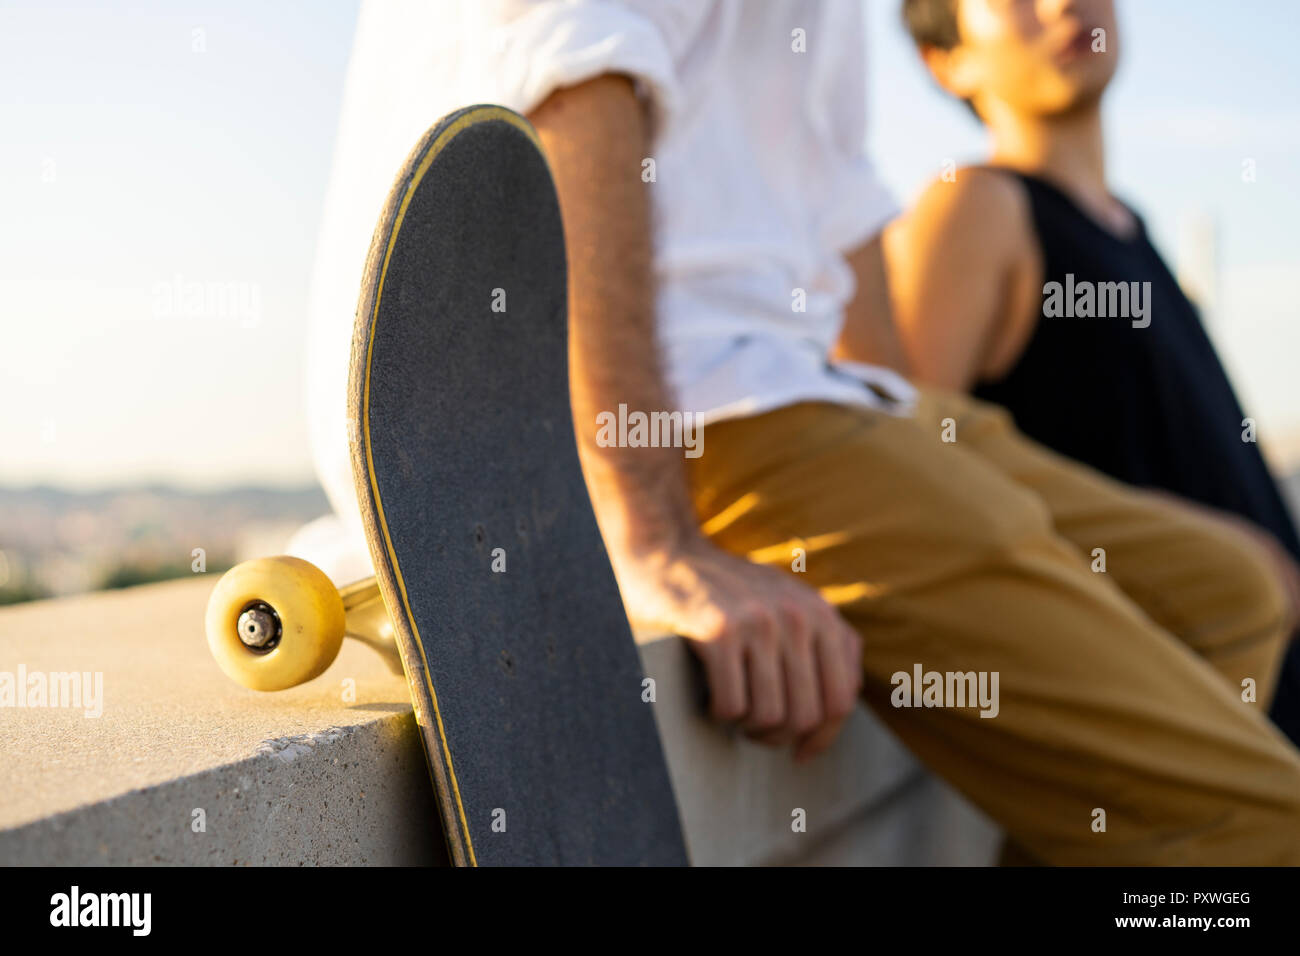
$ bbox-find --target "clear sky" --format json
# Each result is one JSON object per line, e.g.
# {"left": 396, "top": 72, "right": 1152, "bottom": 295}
{"left": 2, "top": 0, "right": 1298, "bottom": 490}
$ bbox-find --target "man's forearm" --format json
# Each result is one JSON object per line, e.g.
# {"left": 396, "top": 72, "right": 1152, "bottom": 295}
{"left": 529, "top": 76, "right": 863, "bottom": 752}
{"left": 529, "top": 76, "right": 698, "bottom": 558}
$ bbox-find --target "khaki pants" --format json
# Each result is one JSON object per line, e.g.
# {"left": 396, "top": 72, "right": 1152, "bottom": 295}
{"left": 686, "top": 389, "right": 1300, "bottom": 865}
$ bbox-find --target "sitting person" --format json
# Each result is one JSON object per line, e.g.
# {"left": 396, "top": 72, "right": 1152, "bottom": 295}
{"left": 874, "top": 0, "right": 1300, "bottom": 744}
{"left": 303, "top": 0, "right": 1300, "bottom": 863}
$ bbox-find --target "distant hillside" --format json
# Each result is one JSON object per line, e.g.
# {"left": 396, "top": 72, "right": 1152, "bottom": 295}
{"left": 0, "top": 484, "right": 329, "bottom": 604}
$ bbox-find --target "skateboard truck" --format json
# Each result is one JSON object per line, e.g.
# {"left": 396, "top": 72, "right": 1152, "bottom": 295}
{"left": 206, "top": 556, "right": 399, "bottom": 691}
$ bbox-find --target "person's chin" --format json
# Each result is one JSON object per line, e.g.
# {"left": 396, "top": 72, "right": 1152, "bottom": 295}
{"left": 1056, "top": 50, "right": 1116, "bottom": 89}
{"left": 1038, "top": 74, "right": 1110, "bottom": 116}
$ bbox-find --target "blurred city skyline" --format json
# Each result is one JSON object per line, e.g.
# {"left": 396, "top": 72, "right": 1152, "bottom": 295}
{"left": 2, "top": 0, "right": 1298, "bottom": 491}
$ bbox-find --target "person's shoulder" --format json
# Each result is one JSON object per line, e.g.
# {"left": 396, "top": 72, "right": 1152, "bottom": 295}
{"left": 908, "top": 165, "right": 1032, "bottom": 245}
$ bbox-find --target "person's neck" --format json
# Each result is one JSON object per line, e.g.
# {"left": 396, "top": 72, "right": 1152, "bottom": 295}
{"left": 986, "top": 100, "right": 1133, "bottom": 235}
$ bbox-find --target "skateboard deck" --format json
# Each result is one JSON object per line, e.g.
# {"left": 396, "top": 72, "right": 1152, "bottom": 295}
{"left": 349, "top": 105, "right": 689, "bottom": 866}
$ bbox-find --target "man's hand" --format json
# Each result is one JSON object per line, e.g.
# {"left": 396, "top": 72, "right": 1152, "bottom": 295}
{"left": 612, "top": 538, "right": 864, "bottom": 762}
{"left": 530, "top": 74, "right": 862, "bottom": 762}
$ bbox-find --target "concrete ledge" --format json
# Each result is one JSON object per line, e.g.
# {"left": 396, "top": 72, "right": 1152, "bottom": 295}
{"left": 0, "top": 578, "right": 1000, "bottom": 865}
{"left": 638, "top": 625, "right": 1000, "bottom": 866}
{"left": 0, "top": 579, "right": 440, "bottom": 864}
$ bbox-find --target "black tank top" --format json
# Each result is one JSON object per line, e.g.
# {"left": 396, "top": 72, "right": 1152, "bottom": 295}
{"left": 972, "top": 169, "right": 1300, "bottom": 560}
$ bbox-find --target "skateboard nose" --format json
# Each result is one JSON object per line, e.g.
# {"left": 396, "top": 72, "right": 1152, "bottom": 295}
{"left": 236, "top": 603, "right": 281, "bottom": 650}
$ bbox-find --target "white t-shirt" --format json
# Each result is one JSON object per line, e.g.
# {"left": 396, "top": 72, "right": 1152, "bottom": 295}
{"left": 297, "top": 0, "right": 917, "bottom": 582}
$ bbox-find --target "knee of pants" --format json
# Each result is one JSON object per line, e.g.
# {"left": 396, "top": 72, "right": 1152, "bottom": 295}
{"left": 1193, "top": 518, "right": 1296, "bottom": 650}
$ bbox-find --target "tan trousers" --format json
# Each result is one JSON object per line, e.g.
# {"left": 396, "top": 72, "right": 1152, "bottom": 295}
{"left": 686, "top": 389, "right": 1300, "bottom": 865}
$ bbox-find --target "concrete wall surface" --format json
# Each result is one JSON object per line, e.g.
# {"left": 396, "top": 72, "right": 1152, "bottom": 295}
{"left": 0, "top": 578, "right": 999, "bottom": 865}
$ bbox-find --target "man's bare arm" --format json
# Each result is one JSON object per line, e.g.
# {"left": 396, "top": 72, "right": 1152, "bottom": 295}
{"left": 529, "top": 75, "right": 862, "bottom": 761}
{"left": 530, "top": 75, "right": 693, "bottom": 559}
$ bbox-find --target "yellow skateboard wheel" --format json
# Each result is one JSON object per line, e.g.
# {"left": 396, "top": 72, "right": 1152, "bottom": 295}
{"left": 205, "top": 556, "right": 346, "bottom": 691}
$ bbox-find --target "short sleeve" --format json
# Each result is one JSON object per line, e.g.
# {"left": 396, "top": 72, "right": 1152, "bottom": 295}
{"left": 461, "top": 1, "right": 698, "bottom": 136}
{"left": 819, "top": 155, "right": 900, "bottom": 254}
{"left": 807, "top": 0, "right": 899, "bottom": 252}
